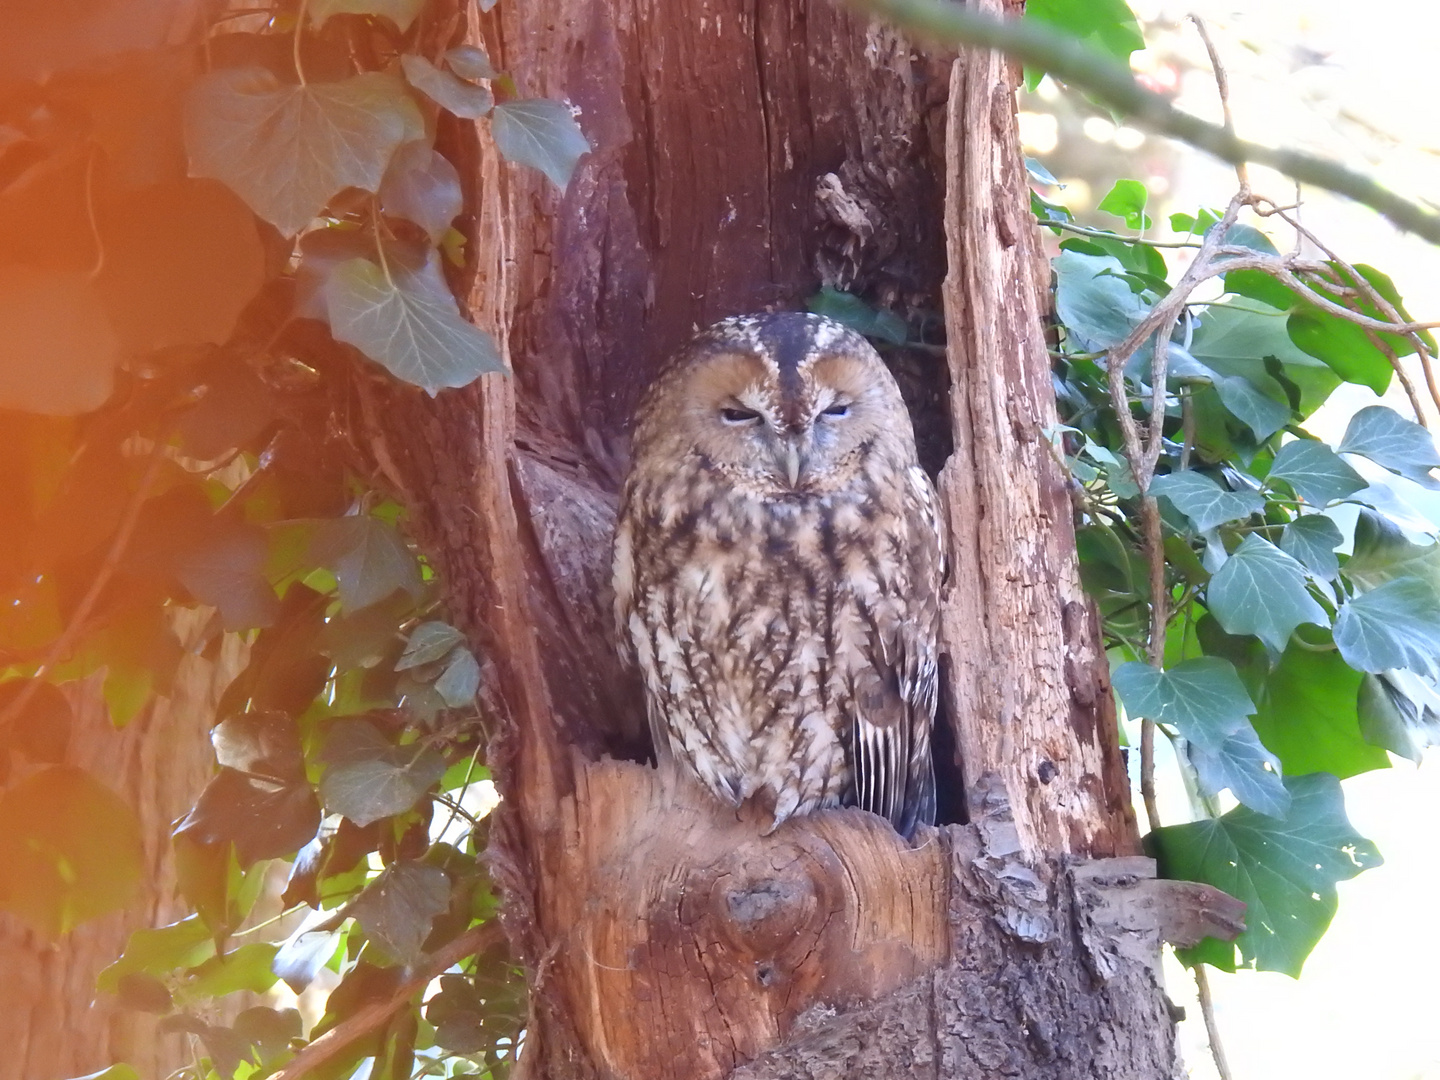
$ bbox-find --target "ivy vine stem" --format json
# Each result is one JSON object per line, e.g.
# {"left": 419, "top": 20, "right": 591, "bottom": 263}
{"left": 293, "top": 0, "right": 309, "bottom": 86}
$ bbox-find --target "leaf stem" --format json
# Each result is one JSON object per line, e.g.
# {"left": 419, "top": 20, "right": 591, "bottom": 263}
{"left": 293, "top": 0, "right": 309, "bottom": 87}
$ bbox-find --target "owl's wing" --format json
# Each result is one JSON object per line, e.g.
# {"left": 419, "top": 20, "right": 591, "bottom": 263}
{"left": 851, "top": 466, "right": 941, "bottom": 837}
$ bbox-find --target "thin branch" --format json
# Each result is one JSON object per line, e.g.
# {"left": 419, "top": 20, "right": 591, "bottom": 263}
{"left": 1187, "top": 14, "right": 1247, "bottom": 191}
{"left": 1047, "top": 220, "right": 1203, "bottom": 249}
{"left": 272, "top": 921, "right": 503, "bottom": 1080}
{"left": 0, "top": 447, "right": 164, "bottom": 736}
{"left": 845, "top": 0, "right": 1440, "bottom": 245}
{"left": 1193, "top": 964, "right": 1235, "bottom": 1080}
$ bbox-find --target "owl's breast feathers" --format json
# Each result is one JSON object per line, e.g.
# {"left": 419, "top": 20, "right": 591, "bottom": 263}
{"left": 614, "top": 449, "right": 940, "bottom": 835}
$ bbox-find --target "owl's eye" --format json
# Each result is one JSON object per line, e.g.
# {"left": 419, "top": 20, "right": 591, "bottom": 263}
{"left": 720, "top": 407, "right": 762, "bottom": 425}
{"left": 821, "top": 403, "right": 851, "bottom": 419}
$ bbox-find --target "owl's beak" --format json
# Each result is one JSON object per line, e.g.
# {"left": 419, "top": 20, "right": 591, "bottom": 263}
{"left": 777, "top": 435, "right": 807, "bottom": 488}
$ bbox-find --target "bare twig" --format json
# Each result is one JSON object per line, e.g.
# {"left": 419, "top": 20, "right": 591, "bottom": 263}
{"left": 0, "top": 447, "right": 165, "bottom": 735}
{"left": 272, "top": 921, "right": 503, "bottom": 1080}
{"left": 1187, "top": 15, "right": 1248, "bottom": 192}
{"left": 1193, "top": 964, "right": 1235, "bottom": 1080}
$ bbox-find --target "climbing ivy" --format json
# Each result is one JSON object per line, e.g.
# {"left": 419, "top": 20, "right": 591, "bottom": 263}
{"left": 0, "top": 0, "right": 583, "bottom": 1075}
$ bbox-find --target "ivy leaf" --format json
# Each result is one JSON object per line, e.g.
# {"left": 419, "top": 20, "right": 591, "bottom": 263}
{"left": 397, "top": 621, "right": 467, "bottom": 670}
{"left": 179, "top": 943, "right": 281, "bottom": 1000}
{"left": 1111, "top": 657, "right": 1255, "bottom": 750}
{"left": 380, "top": 142, "right": 463, "bottom": 243}
{"left": 350, "top": 860, "right": 450, "bottom": 964}
{"left": 1151, "top": 772, "right": 1381, "bottom": 976}
{"left": 98, "top": 916, "right": 216, "bottom": 994}
{"left": 308, "top": 515, "right": 423, "bottom": 613}
{"left": 1096, "top": 179, "right": 1151, "bottom": 230}
{"left": 1022, "top": 0, "right": 1143, "bottom": 90}
{"left": 0, "top": 267, "right": 118, "bottom": 416}
{"left": 491, "top": 99, "right": 590, "bottom": 191}
{"left": 1188, "top": 722, "right": 1290, "bottom": 818}
{"left": 1149, "top": 470, "right": 1265, "bottom": 532}
{"left": 308, "top": 0, "right": 425, "bottom": 31}
{"left": 174, "top": 767, "right": 322, "bottom": 867}
{"left": 319, "top": 718, "right": 446, "bottom": 826}
{"left": 1343, "top": 509, "right": 1440, "bottom": 592}
{"left": 273, "top": 908, "right": 344, "bottom": 992}
{"left": 1252, "top": 645, "right": 1389, "bottom": 779}
{"left": 63, "top": 1068, "right": 140, "bottom": 1080}
{"left": 0, "top": 766, "right": 142, "bottom": 938}
{"left": 1268, "top": 439, "right": 1366, "bottom": 506}
{"left": 1333, "top": 577, "right": 1440, "bottom": 674}
{"left": 1190, "top": 300, "right": 1339, "bottom": 419}
{"left": 806, "top": 287, "right": 908, "bottom": 346}
{"left": 325, "top": 252, "right": 507, "bottom": 393}
{"left": 1280, "top": 515, "right": 1343, "bottom": 579}
{"left": 212, "top": 711, "right": 306, "bottom": 784}
{"left": 1338, "top": 405, "right": 1440, "bottom": 487}
{"left": 175, "top": 521, "right": 280, "bottom": 631}
{"left": 1053, "top": 250, "right": 1151, "bottom": 352}
{"left": 1288, "top": 310, "right": 1393, "bottom": 395}
{"left": 1207, "top": 535, "right": 1328, "bottom": 652}
{"left": 185, "top": 68, "right": 423, "bottom": 236}
{"left": 1357, "top": 672, "right": 1426, "bottom": 764}
{"left": 434, "top": 647, "right": 480, "bottom": 707}
{"left": 445, "top": 46, "right": 499, "bottom": 81}
{"left": 400, "top": 54, "right": 493, "bottom": 119}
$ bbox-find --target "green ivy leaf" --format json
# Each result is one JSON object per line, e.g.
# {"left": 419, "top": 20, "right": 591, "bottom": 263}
{"left": 1166, "top": 347, "right": 1289, "bottom": 441}
{"left": 176, "top": 521, "right": 281, "bottom": 631}
{"left": 1333, "top": 577, "right": 1440, "bottom": 673}
{"left": 1111, "top": 657, "right": 1255, "bottom": 750}
{"left": 434, "top": 647, "right": 481, "bottom": 707}
{"left": 1252, "top": 645, "right": 1388, "bottom": 779}
{"left": 319, "top": 718, "right": 446, "bottom": 826}
{"left": 308, "top": 515, "right": 423, "bottom": 614}
{"left": 98, "top": 916, "right": 217, "bottom": 994}
{"left": 397, "top": 621, "right": 467, "bottom": 670}
{"left": 64, "top": 1068, "right": 141, "bottom": 1080}
{"left": 1268, "top": 439, "right": 1366, "bottom": 506}
{"left": 350, "top": 860, "right": 450, "bottom": 964}
{"left": 1207, "top": 534, "right": 1328, "bottom": 652}
{"left": 1053, "top": 250, "right": 1151, "bottom": 352}
{"left": 178, "top": 943, "right": 281, "bottom": 1001}
{"left": 1149, "top": 470, "right": 1265, "bottom": 532}
{"left": 1357, "top": 673, "right": 1424, "bottom": 764}
{"left": 380, "top": 142, "right": 463, "bottom": 243}
{"left": 273, "top": 909, "right": 345, "bottom": 992}
{"left": 174, "top": 767, "right": 322, "bottom": 867}
{"left": 490, "top": 99, "right": 590, "bottom": 191}
{"left": 1188, "top": 722, "right": 1290, "bottom": 818}
{"left": 1343, "top": 509, "right": 1440, "bottom": 592}
{"left": 308, "top": 0, "right": 425, "bottom": 30}
{"left": 445, "top": 45, "right": 499, "bottom": 81}
{"left": 1287, "top": 310, "right": 1394, "bottom": 395}
{"left": 0, "top": 766, "right": 143, "bottom": 938}
{"left": 400, "top": 54, "right": 494, "bottom": 119}
{"left": 185, "top": 68, "right": 423, "bottom": 236}
{"left": 806, "top": 287, "right": 908, "bottom": 346}
{"left": 1190, "top": 300, "right": 1339, "bottom": 419}
{"left": 1151, "top": 772, "right": 1381, "bottom": 977}
{"left": 1279, "top": 515, "right": 1343, "bottom": 579}
{"left": 1022, "top": 0, "right": 1144, "bottom": 91}
{"left": 325, "top": 252, "right": 507, "bottom": 393}
{"left": 1338, "top": 404, "right": 1440, "bottom": 487}
{"left": 1096, "top": 179, "right": 1151, "bottom": 230}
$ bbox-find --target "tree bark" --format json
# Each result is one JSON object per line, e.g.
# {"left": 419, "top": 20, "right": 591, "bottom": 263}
{"left": 370, "top": 1, "right": 1242, "bottom": 1077}
{"left": 0, "top": 612, "right": 244, "bottom": 1080}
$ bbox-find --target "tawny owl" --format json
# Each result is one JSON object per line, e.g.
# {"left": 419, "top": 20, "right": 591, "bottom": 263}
{"left": 613, "top": 312, "right": 942, "bottom": 836}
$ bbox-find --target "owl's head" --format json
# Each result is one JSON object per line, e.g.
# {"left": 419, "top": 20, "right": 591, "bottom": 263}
{"left": 633, "top": 312, "right": 919, "bottom": 498}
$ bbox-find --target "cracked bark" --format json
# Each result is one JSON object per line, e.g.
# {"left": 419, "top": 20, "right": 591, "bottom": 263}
{"left": 368, "top": 0, "right": 1241, "bottom": 1077}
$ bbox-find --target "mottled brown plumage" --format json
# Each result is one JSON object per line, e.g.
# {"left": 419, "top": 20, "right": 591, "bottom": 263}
{"left": 613, "top": 312, "right": 942, "bottom": 835}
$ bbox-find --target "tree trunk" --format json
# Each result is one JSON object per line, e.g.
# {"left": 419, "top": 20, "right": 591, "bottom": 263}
{"left": 371, "top": 1, "right": 1242, "bottom": 1077}
{"left": 0, "top": 612, "right": 243, "bottom": 1080}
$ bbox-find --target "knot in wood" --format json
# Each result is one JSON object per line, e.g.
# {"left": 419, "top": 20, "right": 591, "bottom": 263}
{"left": 718, "top": 870, "right": 816, "bottom": 955}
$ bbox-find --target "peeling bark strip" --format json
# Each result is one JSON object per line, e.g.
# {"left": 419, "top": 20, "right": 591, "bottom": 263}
{"left": 371, "top": 0, "right": 1194, "bottom": 1077}
{"left": 936, "top": 2, "right": 1136, "bottom": 860}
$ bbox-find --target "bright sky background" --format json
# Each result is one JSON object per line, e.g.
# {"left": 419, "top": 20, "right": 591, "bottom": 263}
{"left": 1024, "top": 3, "right": 1440, "bottom": 1077}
